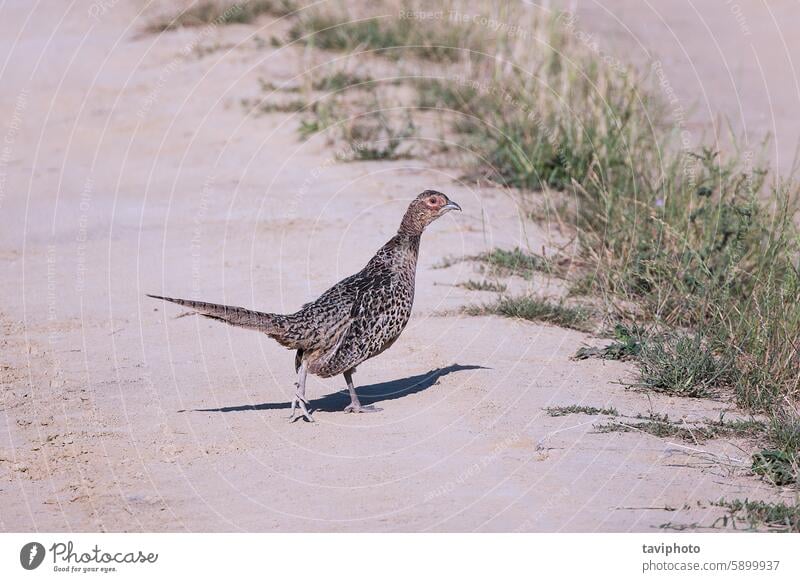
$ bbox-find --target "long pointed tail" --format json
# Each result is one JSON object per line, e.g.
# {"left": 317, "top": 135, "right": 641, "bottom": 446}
{"left": 147, "top": 294, "right": 277, "bottom": 333}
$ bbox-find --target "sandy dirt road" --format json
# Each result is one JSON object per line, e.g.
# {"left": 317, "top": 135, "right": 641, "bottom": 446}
{"left": 0, "top": 1, "right": 794, "bottom": 531}
{"left": 572, "top": 0, "right": 800, "bottom": 177}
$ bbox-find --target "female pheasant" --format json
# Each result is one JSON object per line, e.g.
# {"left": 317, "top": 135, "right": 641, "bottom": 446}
{"left": 148, "top": 190, "right": 461, "bottom": 422}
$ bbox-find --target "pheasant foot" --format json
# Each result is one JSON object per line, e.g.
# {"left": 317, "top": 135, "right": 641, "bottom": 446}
{"left": 289, "top": 392, "right": 314, "bottom": 422}
{"left": 289, "top": 360, "right": 313, "bottom": 422}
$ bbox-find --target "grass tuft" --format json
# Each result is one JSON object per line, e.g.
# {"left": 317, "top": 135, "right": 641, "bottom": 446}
{"left": 471, "top": 247, "right": 551, "bottom": 279}
{"left": 637, "top": 334, "right": 734, "bottom": 398}
{"left": 752, "top": 415, "right": 800, "bottom": 485}
{"left": 574, "top": 323, "right": 645, "bottom": 361}
{"left": 343, "top": 110, "right": 417, "bottom": 160}
{"left": 714, "top": 499, "right": 800, "bottom": 532}
{"left": 752, "top": 450, "right": 797, "bottom": 486}
{"left": 242, "top": 97, "right": 306, "bottom": 114}
{"left": 296, "top": 93, "right": 416, "bottom": 159}
{"left": 146, "top": 0, "right": 295, "bottom": 33}
{"left": 546, "top": 404, "right": 618, "bottom": 417}
{"left": 286, "top": 7, "right": 485, "bottom": 62}
{"left": 312, "top": 71, "right": 374, "bottom": 92}
{"left": 595, "top": 412, "right": 766, "bottom": 443}
{"left": 464, "top": 295, "right": 593, "bottom": 332}
{"left": 458, "top": 280, "right": 507, "bottom": 292}
{"left": 415, "top": 78, "right": 487, "bottom": 112}
{"left": 297, "top": 100, "right": 342, "bottom": 139}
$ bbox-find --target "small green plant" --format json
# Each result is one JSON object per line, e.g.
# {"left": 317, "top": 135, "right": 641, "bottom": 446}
{"left": 313, "top": 71, "right": 374, "bottom": 92}
{"left": 298, "top": 95, "right": 416, "bottom": 158}
{"left": 574, "top": 323, "right": 646, "bottom": 361}
{"left": 464, "top": 295, "right": 592, "bottom": 332}
{"left": 637, "top": 334, "right": 733, "bottom": 398}
{"left": 257, "top": 78, "right": 301, "bottom": 93}
{"left": 713, "top": 499, "right": 800, "bottom": 532}
{"left": 594, "top": 412, "right": 765, "bottom": 443}
{"left": 192, "top": 42, "right": 235, "bottom": 59}
{"left": 705, "top": 415, "right": 767, "bottom": 438}
{"left": 146, "top": 0, "right": 295, "bottom": 33}
{"left": 546, "top": 404, "right": 618, "bottom": 417}
{"left": 594, "top": 413, "right": 703, "bottom": 441}
{"left": 415, "top": 78, "right": 484, "bottom": 113}
{"left": 287, "top": 8, "right": 483, "bottom": 62}
{"left": 458, "top": 280, "right": 507, "bottom": 292}
{"left": 471, "top": 247, "right": 551, "bottom": 279}
{"left": 243, "top": 98, "right": 306, "bottom": 114}
{"left": 432, "top": 255, "right": 461, "bottom": 269}
{"left": 297, "top": 99, "right": 343, "bottom": 139}
{"left": 343, "top": 110, "right": 417, "bottom": 160}
{"left": 752, "top": 415, "right": 800, "bottom": 485}
{"left": 752, "top": 450, "right": 796, "bottom": 486}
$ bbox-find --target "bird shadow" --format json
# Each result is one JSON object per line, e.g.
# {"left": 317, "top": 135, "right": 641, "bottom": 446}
{"left": 184, "top": 363, "right": 488, "bottom": 414}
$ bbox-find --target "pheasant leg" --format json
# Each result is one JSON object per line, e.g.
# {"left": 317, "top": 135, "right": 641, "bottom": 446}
{"left": 343, "top": 369, "right": 382, "bottom": 413}
{"left": 289, "top": 360, "right": 314, "bottom": 422}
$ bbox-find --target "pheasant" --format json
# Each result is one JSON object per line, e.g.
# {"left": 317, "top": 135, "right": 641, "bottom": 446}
{"left": 148, "top": 190, "right": 461, "bottom": 422}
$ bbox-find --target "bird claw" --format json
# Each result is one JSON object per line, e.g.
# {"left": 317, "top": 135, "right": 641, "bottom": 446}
{"left": 289, "top": 393, "right": 314, "bottom": 423}
{"left": 344, "top": 403, "right": 382, "bottom": 414}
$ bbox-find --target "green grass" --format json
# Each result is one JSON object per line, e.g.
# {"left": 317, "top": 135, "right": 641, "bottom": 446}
{"left": 343, "top": 110, "right": 417, "bottom": 160}
{"left": 288, "top": 0, "right": 800, "bottom": 488}
{"left": 713, "top": 499, "right": 800, "bottom": 532}
{"left": 432, "top": 255, "right": 462, "bottom": 269}
{"left": 752, "top": 415, "right": 800, "bottom": 485}
{"left": 415, "top": 78, "right": 486, "bottom": 112}
{"left": 286, "top": 7, "right": 485, "bottom": 62}
{"left": 752, "top": 450, "right": 797, "bottom": 486}
{"left": 227, "top": 0, "right": 799, "bottom": 490}
{"left": 574, "top": 323, "right": 645, "bottom": 361}
{"left": 257, "top": 78, "right": 301, "bottom": 93}
{"left": 433, "top": 248, "right": 553, "bottom": 277}
{"left": 594, "top": 418, "right": 694, "bottom": 440}
{"left": 595, "top": 412, "right": 766, "bottom": 443}
{"left": 708, "top": 416, "right": 768, "bottom": 438}
{"left": 297, "top": 99, "right": 342, "bottom": 140}
{"left": 296, "top": 92, "right": 416, "bottom": 159}
{"left": 399, "top": 9, "right": 799, "bottom": 450}
{"left": 576, "top": 327, "right": 797, "bottom": 484}
{"left": 249, "top": 69, "right": 373, "bottom": 128}
{"left": 471, "top": 247, "right": 552, "bottom": 279}
{"left": 458, "top": 280, "right": 507, "bottom": 292}
{"left": 546, "top": 404, "right": 618, "bottom": 417}
{"left": 416, "top": 12, "right": 798, "bottom": 419}
{"left": 146, "top": 0, "right": 295, "bottom": 33}
{"left": 242, "top": 97, "right": 306, "bottom": 114}
{"left": 312, "top": 71, "right": 374, "bottom": 92}
{"left": 636, "top": 334, "right": 734, "bottom": 398}
{"left": 464, "top": 295, "right": 593, "bottom": 332}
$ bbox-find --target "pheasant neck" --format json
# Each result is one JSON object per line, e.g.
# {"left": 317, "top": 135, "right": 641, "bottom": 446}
{"left": 398, "top": 212, "right": 426, "bottom": 237}
{"left": 385, "top": 231, "right": 421, "bottom": 269}
{"left": 391, "top": 230, "right": 420, "bottom": 251}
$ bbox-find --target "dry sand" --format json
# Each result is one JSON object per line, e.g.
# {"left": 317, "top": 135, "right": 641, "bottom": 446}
{"left": 571, "top": 0, "right": 800, "bottom": 177}
{"left": 0, "top": 1, "right": 796, "bottom": 531}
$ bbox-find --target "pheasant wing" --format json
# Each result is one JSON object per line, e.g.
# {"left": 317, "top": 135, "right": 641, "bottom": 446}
{"left": 313, "top": 271, "right": 411, "bottom": 377}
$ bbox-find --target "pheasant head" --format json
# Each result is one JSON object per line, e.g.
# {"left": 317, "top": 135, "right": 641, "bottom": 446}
{"left": 398, "top": 190, "right": 461, "bottom": 236}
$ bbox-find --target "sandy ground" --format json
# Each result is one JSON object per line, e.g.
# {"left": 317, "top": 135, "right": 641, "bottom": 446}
{"left": 0, "top": 1, "right": 796, "bottom": 532}
{"left": 571, "top": 0, "right": 800, "bottom": 177}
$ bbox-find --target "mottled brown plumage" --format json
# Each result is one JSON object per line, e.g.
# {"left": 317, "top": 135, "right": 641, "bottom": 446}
{"left": 149, "top": 190, "right": 461, "bottom": 421}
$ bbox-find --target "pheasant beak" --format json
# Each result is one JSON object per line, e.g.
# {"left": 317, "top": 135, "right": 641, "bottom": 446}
{"left": 441, "top": 200, "right": 462, "bottom": 214}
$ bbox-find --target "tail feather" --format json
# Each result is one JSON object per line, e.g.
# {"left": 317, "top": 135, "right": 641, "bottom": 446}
{"left": 147, "top": 294, "right": 276, "bottom": 333}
